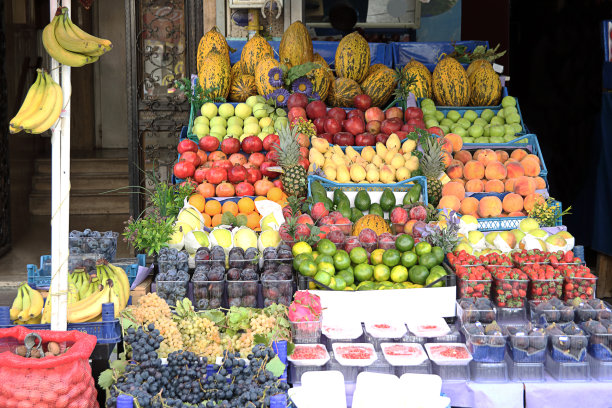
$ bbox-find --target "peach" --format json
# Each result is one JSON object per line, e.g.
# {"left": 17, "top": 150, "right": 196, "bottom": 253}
{"left": 502, "top": 193, "right": 524, "bottom": 213}
{"left": 534, "top": 176, "right": 547, "bottom": 190}
{"left": 521, "top": 156, "right": 541, "bottom": 177}
{"left": 440, "top": 138, "right": 453, "bottom": 154}
{"left": 404, "top": 220, "right": 418, "bottom": 235}
{"left": 463, "top": 212, "right": 478, "bottom": 219}
{"left": 508, "top": 211, "right": 526, "bottom": 217}
{"left": 514, "top": 176, "right": 536, "bottom": 197}
{"left": 484, "top": 179, "right": 505, "bottom": 193}
{"left": 454, "top": 150, "right": 472, "bottom": 164}
{"left": 460, "top": 197, "right": 479, "bottom": 215}
{"left": 451, "top": 178, "right": 466, "bottom": 186}
{"left": 444, "top": 133, "right": 463, "bottom": 152}
{"left": 523, "top": 154, "right": 540, "bottom": 165}
{"left": 505, "top": 178, "right": 517, "bottom": 192}
{"left": 442, "top": 181, "right": 466, "bottom": 201}
{"left": 446, "top": 160, "right": 464, "bottom": 179}
{"left": 523, "top": 193, "right": 545, "bottom": 212}
{"left": 495, "top": 150, "right": 509, "bottom": 163}
{"left": 464, "top": 160, "right": 485, "bottom": 180}
{"left": 485, "top": 161, "right": 507, "bottom": 180}
{"left": 476, "top": 149, "right": 498, "bottom": 166}
{"left": 437, "top": 195, "right": 461, "bottom": 212}
{"left": 506, "top": 161, "right": 525, "bottom": 179}
{"left": 510, "top": 149, "right": 528, "bottom": 161}
{"left": 478, "top": 196, "right": 503, "bottom": 218}
{"left": 441, "top": 151, "right": 452, "bottom": 168}
{"left": 465, "top": 179, "right": 485, "bottom": 193}
{"left": 472, "top": 149, "right": 485, "bottom": 161}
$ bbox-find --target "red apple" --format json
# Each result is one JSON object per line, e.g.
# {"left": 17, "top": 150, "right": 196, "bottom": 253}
{"left": 288, "top": 107, "right": 307, "bottom": 124}
{"left": 406, "top": 117, "right": 426, "bottom": 127}
{"left": 287, "top": 93, "right": 309, "bottom": 110}
{"left": 394, "top": 131, "right": 408, "bottom": 139}
{"left": 344, "top": 116, "right": 365, "bottom": 136}
{"left": 347, "top": 109, "right": 365, "bottom": 121}
{"left": 333, "top": 132, "right": 354, "bottom": 146}
{"left": 353, "top": 94, "right": 372, "bottom": 111}
{"left": 355, "top": 133, "right": 376, "bottom": 146}
{"left": 427, "top": 126, "right": 445, "bottom": 137}
{"left": 324, "top": 118, "right": 342, "bottom": 134}
{"left": 366, "top": 120, "right": 381, "bottom": 134}
{"left": 376, "top": 133, "right": 389, "bottom": 144}
{"left": 381, "top": 118, "right": 402, "bottom": 135}
{"left": 385, "top": 107, "right": 403, "bottom": 120}
{"left": 328, "top": 107, "right": 346, "bottom": 122}
{"left": 404, "top": 107, "right": 424, "bottom": 121}
{"left": 313, "top": 117, "right": 327, "bottom": 134}
{"left": 177, "top": 139, "right": 198, "bottom": 154}
{"left": 319, "top": 133, "right": 334, "bottom": 144}
{"left": 365, "top": 107, "right": 385, "bottom": 123}
{"left": 306, "top": 100, "right": 327, "bottom": 119}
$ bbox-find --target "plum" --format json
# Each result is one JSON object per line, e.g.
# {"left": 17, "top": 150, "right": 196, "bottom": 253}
{"left": 358, "top": 228, "right": 377, "bottom": 244}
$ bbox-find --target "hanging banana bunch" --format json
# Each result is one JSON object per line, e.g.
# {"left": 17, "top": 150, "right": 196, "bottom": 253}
{"left": 42, "top": 7, "right": 112, "bottom": 67}
{"left": 9, "top": 69, "right": 63, "bottom": 134}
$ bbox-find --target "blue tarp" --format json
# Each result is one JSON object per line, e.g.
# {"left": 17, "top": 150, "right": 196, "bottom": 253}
{"left": 226, "top": 40, "right": 392, "bottom": 67}
{"left": 391, "top": 41, "right": 489, "bottom": 71}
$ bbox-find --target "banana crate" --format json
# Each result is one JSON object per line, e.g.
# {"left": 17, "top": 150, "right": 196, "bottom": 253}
{"left": 27, "top": 254, "right": 145, "bottom": 290}
{"left": 0, "top": 303, "right": 121, "bottom": 344}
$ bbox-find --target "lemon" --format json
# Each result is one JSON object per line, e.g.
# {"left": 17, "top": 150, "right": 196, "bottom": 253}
{"left": 292, "top": 241, "right": 313, "bottom": 257}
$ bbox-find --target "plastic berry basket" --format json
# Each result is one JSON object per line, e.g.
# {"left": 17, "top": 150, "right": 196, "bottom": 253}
{"left": 493, "top": 277, "right": 528, "bottom": 308}
{"left": 261, "top": 279, "right": 293, "bottom": 307}
{"left": 507, "top": 326, "right": 548, "bottom": 363}
{"left": 548, "top": 325, "right": 589, "bottom": 363}
{"left": 456, "top": 299, "right": 497, "bottom": 324}
{"left": 227, "top": 280, "right": 258, "bottom": 308}
{"left": 528, "top": 299, "right": 575, "bottom": 324}
{"left": 290, "top": 317, "right": 323, "bottom": 344}
{"left": 69, "top": 231, "right": 119, "bottom": 262}
{"left": 155, "top": 280, "right": 189, "bottom": 306}
{"left": 581, "top": 323, "right": 612, "bottom": 361}
{"left": 458, "top": 278, "right": 492, "bottom": 299}
{"left": 573, "top": 299, "right": 612, "bottom": 322}
{"left": 462, "top": 324, "right": 508, "bottom": 363}
{"left": 529, "top": 277, "right": 564, "bottom": 303}
{"left": 192, "top": 279, "right": 225, "bottom": 310}
{"left": 158, "top": 259, "right": 189, "bottom": 275}
{"left": 563, "top": 275, "right": 597, "bottom": 301}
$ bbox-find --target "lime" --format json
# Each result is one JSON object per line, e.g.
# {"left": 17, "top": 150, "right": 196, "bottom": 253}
{"left": 393, "top": 283, "right": 405, "bottom": 290}
{"left": 418, "top": 252, "right": 438, "bottom": 270}
{"left": 415, "top": 241, "right": 432, "bottom": 256}
{"left": 344, "top": 286, "right": 354, "bottom": 291}
{"left": 292, "top": 241, "right": 313, "bottom": 257}
{"left": 373, "top": 264, "right": 391, "bottom": 282}
{"left": 317, "top": 261, "right": 336, "bottom": 276}
{"left": 299, "top": 260, "right": 317, "bottom": 277}
{"left": 293, "top": 253, "right": 313, "bottom": 271}
{"left": 333, "top": 250, "right": 351, "bottom": 270}
{"left": 316, "top": 254, "right": 334, "bottom": 265}
{"left": 431, "top": 246, "right": 444, "bottom": 265}
{"left": 390, "top": 265, "right": 408, "bottom": 283}
{"left": 328, "top": 277, "right": 337, "bottom": 290}
{"left": 314, "top": 271, "right": 332, "bottom": 288}
{"left": 317, "top": 239, "right": 337, "bottom": 257}
{"left": 350, "top": 247, "right": 368, "bottom": 264}
{"left": 430, "top": 265, "right": 447, "bottom": 278}
{"left": 425, "top": 270, "right": 446, "bottom": 287}
{"left": 338, "top": 269, "right": 354, "bottom": 286}
{"left": 401, "top": 251, "right": 418, "bottom": 268}
{"left": 395, "top": 234, "right": 415, "bottom": 252}
{"left": 382, "top": 249, "right": 401, "bottom": 267}
{"left": 333, "top": 276, "right": 347, "bottom": 291}
{"left": 370, "top": 249, "right": 385, "bottom": 266}
{"left": 354, "top": 263, "right": 373, "bottom": 282}
{"left": 357, "top": 281, "right": 375, "bottom": 291}
{"left": 409, "top": 265, "right": 430, "bottom": 285}
{"left": 308, "top": 281, "right": 317, "bottom": 290}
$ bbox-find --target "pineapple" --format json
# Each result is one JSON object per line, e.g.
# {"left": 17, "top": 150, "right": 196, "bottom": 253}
{"left": 420, "top": 135, "right": 445, "bottom": 206}
{"left": 275, "top": 124, "right": 307, "bottom": 197}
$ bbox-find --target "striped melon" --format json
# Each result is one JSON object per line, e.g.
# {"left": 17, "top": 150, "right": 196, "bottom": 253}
{"left": 254, "top": 58, "right": 281, "bottom": 97}
{"left": 327, "top": 77, "right": 362, "bottom": 108}
{"left": 352, "top": 214, "right": 391, "bottom": 236}
{"left": 469, "top": 65, "right": 502, "bottom": 106}
{"left": 366, "top": 63, "right": 387, "bottom": 78}
{"left": 401, "top": 59, "right": 432, "bottom": 99}
{"left": 467, "top": 59, "right": 492, "bottom": 78}
{"left": 230, "top": 61, "right": 244, "bottom": 79}
{"left": 309, "top": 66, "right": 331, "bottom": 101}
{"left": 196, "top": 26, "right": 230, "bottom": 74}
{"left": 279, "top": 20, "right": 313, "bottom": 67}
{"left": 241, "top": 34, "right": 274, "bottom": 76}
{"left": 313, "top": 52, "right": 334, "bottom": 84}
{"left": 361, "top": 68, "right": 398, "bottom": 108}
{"left": 229, "top": 75, "right": 257, "bottom": 102}
{"left": 198, "top": 50, "right": 230, "bottom": 100}
{"left": 335, "top": 32, "right": 370, "bottom": 83}
{"left": 432, "top": 57, "right": 470, "bottom": 106}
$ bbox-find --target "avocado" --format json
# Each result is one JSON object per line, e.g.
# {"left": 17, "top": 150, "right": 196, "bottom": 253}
{"left": 403, "top": 184, "right": 422, "bottom": 205}
{"left": 380, "top": 187, "right": 396, "bottom": 212}
{"left": 354, "top": 190, "right": 371, "bottom": 211}
{"left": 337, "top": 200, "right": 352, "bottom": 219}
{"left": 333, "top": 189, "right": 349, "bottom": 207}
{"left": 369, "top": 203, "right": 384, "bottom": 217}
{"left": 323, "top": 197, "right": 334, "bottom": 211}
{"left": 310, "top": 181, "right": 327, "bottom": 201}
{"left": 350, "top": 208, "right": 364, "bottom": 223}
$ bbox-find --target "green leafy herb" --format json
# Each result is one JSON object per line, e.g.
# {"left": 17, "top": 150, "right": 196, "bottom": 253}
{"left": 265, "top": 355, "right": 286, "bottom": 377}
{"left": 98, "top": 369, "right": 115, "bottom": 389}
{"left": 286, "top": 62, "right": 321, "bottom": 85}
{"left": 447, "top": 43, "right": 507, "bottom": 64}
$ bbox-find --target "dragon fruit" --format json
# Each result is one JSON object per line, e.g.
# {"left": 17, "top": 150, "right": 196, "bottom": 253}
{"left": 288, "top": 291, "right": 323, "bottom": 322}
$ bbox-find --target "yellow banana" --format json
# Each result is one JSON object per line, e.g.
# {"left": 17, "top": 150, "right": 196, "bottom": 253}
{"left": 63, "top": 10, "right": 112, "bottom": 51}
{"left": 108, "top": 281, "right": 122, "bottom": 318}
{"left": 19, "top": 72, "right": 56, "bottom": 131}
{"left": 24, "top": 284, "right": 44, "bottom": 318}
{"left": 68, "top": 281, "right": 79, "bottom": 304}
{"left": 9, "top": 70, "right": 46, "bottom": 131}
{"left": 55, "top": 12, "right": 104, "bottom": 55}
{"left": 78, "top": 272, "right": 91, "bottom": 300}
{"left": 67, "top": 284, "right": 110, "bottom": 323}
{"left": 28, "top": 81, "right": 63, "bottom": 134}
{"left": 25, "top": 315, "right": 41, "bottom": 324}
{"left": 42, "top": 16, "right": 96, "bottom": 67}
{"left": 102, "top": 264, "right": 128, "bottom": 311}
{"left": 17, "top": 286, "right": 31, "bottom": 321}
{"left": 10, "top": 286, "right": 24, "bottom": 321}
{"left": 41, "top": 300, "right": 52, "bottom": 324}
{"left": 108, "top": 263, "right": 131, "bottom": 306}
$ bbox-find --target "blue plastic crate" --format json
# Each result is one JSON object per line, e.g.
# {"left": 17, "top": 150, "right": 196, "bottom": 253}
{"left": 0, "top": 303, "right": 121, "bottom": 344}
{"left": 307, "top": 174, "right": 428, "bottom": 206}
{"left": 472, "top": 200, "right": 563, "bottom": 232}
{"left": 391, "top": 41, "right": 489, "bottom": 71}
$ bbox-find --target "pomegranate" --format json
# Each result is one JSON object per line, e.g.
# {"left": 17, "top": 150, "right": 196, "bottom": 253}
{"left": 216, "top": 182, "right": 235, "bottom": 197}
{"left": 299, "top": 146, "right": 309, "bottom": 159}
{"left": 177, "top": 139, "right": 198, "bottom": 154}
{"left": 228, "top": 165, "right": 247, "bottom": 183}
{"left": 198, "top": 135, "right": 219, "bottom": 152}
{"left": 248, "top": 152, "right": 265, "bottom": 167}
{"left": 196, "top": 150, "right": 207, "bottom": 165}
{"left": 173, "top": 161, "right": 195, "bottom": 179}
{"left": 196, "top": 182, "right": 215, "bottom": 198}
{"left": 273, "top": 179, "right": 283, "bottom": 190}
{"left": 241, "top": 135, "right": 263, "bottom": 154}
{"left": 299, "top": 157, "right": 309, "bottom": 171}
{"left": 208, "top": 151, "right": 227, "bottom": 162}
{"left": 245, "top": 167, "right": 262, "bottom": 184}
{"left": 263, "top": 134, "right": 280, "bottom": 151}
{"left": 265, "top": 150, "right": 279, "bottom": 163}
{"left": 235, "top": 181, "right": 255, "bottom": 196}
{"left": 254, "top": 177, "right": 274, "bottom": 196}
{"left": 229, "top": 153, "right": 247, "bottom": 166}
{"left": 260, "top": 161, "right": 281, "bottom": 178}
{"left": 221, "top": 136, "right": 241, "bottom": 155}
{"left": 212, "top": 159, "right": 232, "bottom": 173}
{"left": 180, "top": 151, "right": 200, "bottom": 167}
{"left": 206, "top": 167, "right": 227, "bottom": 184}
{"left": 297, "top": 133, "right": 310, "bottom": 148}
{"left": 193, "top": 166, "right": 209, "bottom": 183}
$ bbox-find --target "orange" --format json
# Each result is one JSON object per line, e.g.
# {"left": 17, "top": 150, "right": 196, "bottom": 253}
{"left": 222, "top": 201, "right": 239, "bottom": 216}
{"left": 211, "top": 213, "right": 223, "bottom": 227}
{"left": 247, "top": 212, "right": 261, "bottom": 229}
{"left": 254, "top": 196, "right": 266, "bottom": 202}
{"left": 267, "top": 187, "right": 283, "bottom": 202}
{"left": 205, "top": 200, "right": 222, "bottom": 216}
{"left": 238, "top": 197, "right": 255, "bottom": 214}
{"left": 188, "top": 194, "right": 206, "bottom": 212}
{"left": 202, "top": 213, "right": 212, "bottom": 228}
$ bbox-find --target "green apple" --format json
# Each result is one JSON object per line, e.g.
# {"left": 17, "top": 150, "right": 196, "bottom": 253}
{"left": 503, "top": 106, "right": 518, "bottom": 116}
{"left": 226, "top": 125, "right": 243, "bottom": 138}
{"left": 503, "top": 134, "right": 517, "bottom": 143}
{"left": 210, "top": 125, "right": 226, "bottom": 137}
{"left": 243, "top": 123, "right": 261, "bottom": 136}
{"left": 434, "top": 110, "right": 444, "bottom": 122}
{"left": 257, "top": 132, "right": 268, "bottom": 141}
{"left": 506, "top": 112, "right": 521, "bottom": 125}
{"left": 496, "top": 109, "right": 506, "bottom": 119}
{"left": 501, "top": 95, "right": 517, "bottom": 108}
{"left": 200, "top": 102, "right": 218, "bottom": 119}
{"left": 421, "top": 105, "right": 436, "bottom": 116}
{"left": 192, "top": 123, "right": 209, "bottom": 138}
{"left": 446, "top": 110, "right": 461, "bottom": 122}
{"left": 423, "top": 114, "right": 436, "bottom": 123}
{"left": 457, "top": 118, "right": 471, "bottom": 130}
{"left": 425, "top": 119, "right": 439, "bottom": 128}
{"left": 489, "top": 124, "right": 505, "bottom": 138}
{"left": 275, "top": 108, "right": 287, "bottom": 117}
{"left": 194, "top": 115, "right": 209, "bottom": 126}
{"left": 421, "top": 98, "right": 435, "bottom": 108}
{"left": 504, "top": 124, "right": 515, "bottom": 134}
{"left": 259, "top": 117, "right": 274, "bottom": 128}
{"left": 511, "top": 123, "right": 523, "bottom": 133}
{"left": 440, "top": 125, "right": 450, "bottom": 134}
{"left": 483, "top": 125, "right": 490, "bottom": 137}
{"left": 451, "top": 125, "right": 468, "bottom": 138}
{"left": 462, "top": 136, "right": 475, "bottom": 144}
{"left": 209, "top": 116, "right": 227, "bottom": 128}
{"left": 262, "top": 125, "right": 275, "bottom": 135}
{"left": 463, "top": 110, "right": 478, "bottom": 123}
{"left": 468, "top": 124, "right": 484, "bottom": 138}
{"left": 246, "top": 95, "right": 265, "bottom": 108}
{"left": 227, "top": 116, "right": 244, "bottom": 128}
{"left": 474, "top": 137, "right": 490, "bottom": 144}
{"left": 244, "top": 116, "right": 259, "bottom": 126}
{"left": 489, "top": 136, "right": 504, "bottom": 143}
{"left": 474, "top": 118, "right": 487, "bottom": 127}
{"left": 490, "top": 116, "right": 505, "bottom": 126}
{"left": 235, "top": 103, "right": 252, "bottom": 119}
{"left": 253, "top": 103, "right": 269, "bottom": 119}
{"left": 480, "top": 109, "right": 495, "bottom": 123}
{"left": 239, "top": 133, "right": 250, "bottom": 142}
{"left": 218, "top": 103, "right": 235, "bottom": 119}
{"left": 274, "top": 117, "right": 289, "bottom": 130}
{"left": 440, "top": 118, "right": 454, "bottom": 127}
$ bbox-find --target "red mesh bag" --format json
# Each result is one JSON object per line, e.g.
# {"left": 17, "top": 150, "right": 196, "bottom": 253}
{"left": 0, "top": 326, "right": 99, "bottom": 408}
